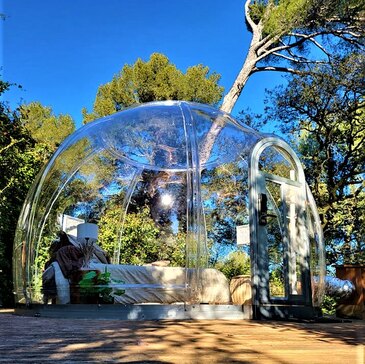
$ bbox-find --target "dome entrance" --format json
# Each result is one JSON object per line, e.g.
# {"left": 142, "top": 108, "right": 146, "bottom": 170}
{"left": 13, "top": 101, "right": 325, "bottom": 320}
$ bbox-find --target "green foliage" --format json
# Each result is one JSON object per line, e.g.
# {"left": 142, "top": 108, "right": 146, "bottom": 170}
{"left": 0, "top": 83, "right": 39, "bottom": 305}
{"left": 248, "top": 0, "right": 365, "bottom": 36}
{"left": 83, "top": 53, "right": 224, "bottom": 123}
{"left": 268, "top": 53, "right": 365, "bottom": 265}
{"left": 98, "top": 203, "right": 186, "bottom": 266}
{"left": 120, "top": 207, "right": 160, "bottom": 265}
{"left": 321, "top": 294, "right": 336, "bottom": 316}
{"left": 78, "top": 267, "right": 125, "bottom": 303}
{"left": 0, "top": 81, "right": 75, "bottom": 306}
{"left": 20, "top": 102, "right": 75, "bottom": 151}
{"left": 269, "top": 268, "right": 285, "bottom": 297}
{"left": 258, "top": 0, "right": 310, "bottom": 35}
{"left": 99, "top": 205, "right": 159, "bottom": 264}
{"left": 215, "top": 251, "right": 250, "bottom": 280}
{"left": 32, "top": 234, "right": 55, "bottom": 301}
{"left": 248, "top": 1, "right": 266, "bottom": 24}
{"left": 98, "top": 203, "right": 123, "bottom": 259}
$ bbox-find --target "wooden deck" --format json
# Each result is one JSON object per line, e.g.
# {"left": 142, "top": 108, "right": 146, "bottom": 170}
{"left": 0, "top": 309, "right": 364, "bottom": 363}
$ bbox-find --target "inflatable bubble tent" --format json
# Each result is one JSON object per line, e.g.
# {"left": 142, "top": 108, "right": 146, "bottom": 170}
{"left": 13, "top": 101, "right": 325, "bottom": 319}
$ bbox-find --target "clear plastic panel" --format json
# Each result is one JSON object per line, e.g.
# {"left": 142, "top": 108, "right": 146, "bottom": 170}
{"left": 259, "top": 146, "right": 298, "bottom": 181}
{"left": 265, "top": 180, "right": 286, "bottom": 298}
{"left": 284, "top": 184, "right": 304, "bottom": 296}
{"left": 306, "top": 186, "right": 326, "bottom": 306}
{"left": 14, "top": 101, "right": 260, "bottom": 305}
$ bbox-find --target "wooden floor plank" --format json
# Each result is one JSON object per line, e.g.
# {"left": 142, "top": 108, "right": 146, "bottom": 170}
{"left": 0, "top": 309, "right": 363, "bottom": 363}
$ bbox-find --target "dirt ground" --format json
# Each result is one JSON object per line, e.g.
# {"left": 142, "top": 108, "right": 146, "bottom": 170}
{"left": 0, "top": 309, "right": 364, "bottom": 363}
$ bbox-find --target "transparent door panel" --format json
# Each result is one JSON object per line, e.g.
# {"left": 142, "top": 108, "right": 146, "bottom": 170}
{"left": 265, "top": 180, "right": 286, "bottom": 299}
{"left": 306, "top": 195, "right": 326, "bottom": 306}
{"left": 263, "top": 179, "right": 307, "bottom": 301}
{"left": 284, "top": 184, "right": 304, "bottom": 296}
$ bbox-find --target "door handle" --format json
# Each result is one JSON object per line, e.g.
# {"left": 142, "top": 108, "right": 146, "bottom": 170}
{"left": 259, "top": 193, "right": 268, "bottom": 226}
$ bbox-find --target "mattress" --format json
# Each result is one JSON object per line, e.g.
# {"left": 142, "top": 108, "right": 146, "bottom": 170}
{"left": 89, "top": 263, "right": 231, "bottom": 304}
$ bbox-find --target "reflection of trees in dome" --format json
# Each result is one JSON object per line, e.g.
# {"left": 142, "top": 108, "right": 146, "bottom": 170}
{"left": 201, "top": 162, "right": 250, "bottom": 264}
{"left": 98, "top": 203, "right": 185, "bottom": 266}
{"left": 259, "top": 147, "right": 295, "bottom": 180}
{"left": 130, "top": 171, "right": 187, "bottom": 227}
{"left": 192, "top": 105, "right": 259, "bottom": 167}
{"left": 50, "top": 139, "right": 91, "bottom": 183}
{"left": 55, "top": 152, "right": 138, "bottom": 225}
{"left": 32, "top": 138, "right": 93, "bottom": 233}
{"left": 60, "top": 152, "right": 125, "bottom": 221}
{"left": 102, "top": 107, "right": 187, "bottom": 168}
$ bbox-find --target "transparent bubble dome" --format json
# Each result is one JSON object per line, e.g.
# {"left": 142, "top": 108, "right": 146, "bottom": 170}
{"left": 13, "top": 101, "right": 325, "bottom": 312}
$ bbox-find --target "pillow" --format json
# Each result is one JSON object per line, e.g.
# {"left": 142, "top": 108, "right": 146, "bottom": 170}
{"left": 151, "top": 260, "right": 170, "bottom": 267}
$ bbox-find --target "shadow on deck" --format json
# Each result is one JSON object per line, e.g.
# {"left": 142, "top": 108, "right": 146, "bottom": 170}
{"left": 0, "top": 309, "right": 364, "bottom": 363}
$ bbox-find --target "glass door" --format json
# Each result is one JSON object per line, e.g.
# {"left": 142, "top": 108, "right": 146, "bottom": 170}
{"left": 258, "top": 177, "right": 308, "bottom": 303}
{"left": 250, "top": 138, "right": 312, "bottom": 313}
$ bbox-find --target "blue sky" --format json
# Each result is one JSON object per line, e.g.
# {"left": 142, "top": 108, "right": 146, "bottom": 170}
{"left": 2, "top": 0, "right": 283, "bottom": 128}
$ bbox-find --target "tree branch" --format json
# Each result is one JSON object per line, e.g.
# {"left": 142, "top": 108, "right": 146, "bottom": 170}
{"left": 258, "top": 31, "right": 323, "bottom": 60}
{"left": 0, "top": 138, "right": 23, "bottom": 156}
{"left": 271, "top": 51, "right": 327, "bottom": 65}
{"left": 0, "top": 177, "right": 15, "bottom": 197}
{"left": 251, "top": 65, "right": 304, "bottom": 75}
{"left": 258, "top": 26, "right": 364, "bottom": 66}
{"left": 244, "top": 0, "right": 256, "bottom": 32}
{"left": 307, "top": 38, "right": 332, "bottom": 61}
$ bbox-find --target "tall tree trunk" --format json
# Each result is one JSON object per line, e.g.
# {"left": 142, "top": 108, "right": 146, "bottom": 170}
{"left": 220, "top": 38, "right": 261, "bottom": 113}
{"left": 200, "top": 20, "right": 262, "bottom": 165}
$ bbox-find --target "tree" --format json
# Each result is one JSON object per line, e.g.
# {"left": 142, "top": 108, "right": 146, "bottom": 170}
{"left": 78, "top": 53, "right": 225, "bottom": 266}
{"left": 82, "top": 52, "right": 224, "bottom": 123}
{"left": 20, "top": 102, "right": 75, "bottom": 159}
{"left": 201, "top": 0, "right": 364, "bottom": 165}
{"left": 267, "top": 52, "right": 365, "bottom": 265}
{"left": 221, "top": 0, "right": 365, "bottom": 113}
{"left": 0, "top": 83, "right": 76, "bottom": 306}
{"left": 0, "top": 82, "right": 40, "bottom": 306}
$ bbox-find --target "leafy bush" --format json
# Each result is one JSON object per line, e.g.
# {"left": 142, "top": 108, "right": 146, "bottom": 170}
{"left": 79, "top": 267, "right": 124, "bottom": 303}
{"left": 99, "top": 204, "right": 185, "bottom": 266}
{"left": 321, "top": 294, "right": 337, "bottom": 316}
{"left": 215, "top": 251, "right": 250, "bottom": 280}
{"left": 269, "top": 269, "right": 285, "bottom": 297}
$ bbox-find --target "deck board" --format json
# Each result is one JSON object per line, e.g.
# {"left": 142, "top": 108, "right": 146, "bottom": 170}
{"left": 0, "top": 309, "right": 363, "bottom": 363}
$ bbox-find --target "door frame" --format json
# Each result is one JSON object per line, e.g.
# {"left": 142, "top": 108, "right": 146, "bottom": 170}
{"left": 249, "top": 137, "right": 312, "bottom": 319}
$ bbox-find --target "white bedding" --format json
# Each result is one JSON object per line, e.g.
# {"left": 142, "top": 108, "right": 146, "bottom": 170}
{"left": 89, "top": 263, "right": 231, "bottom": 304}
